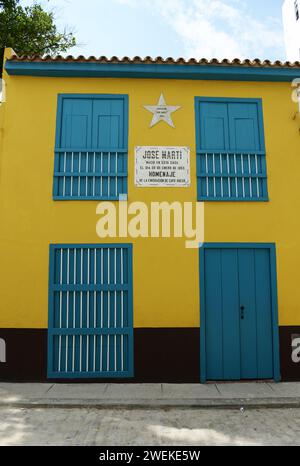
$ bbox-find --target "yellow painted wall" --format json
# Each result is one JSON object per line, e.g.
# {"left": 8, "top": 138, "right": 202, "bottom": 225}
{"left": 0, "top": 55, "right": 300, "bottom": 328}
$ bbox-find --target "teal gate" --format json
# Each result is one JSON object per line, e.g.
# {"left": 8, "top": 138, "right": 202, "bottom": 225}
{"left": 48, "top": 244, "right": 133, "bottom": 378}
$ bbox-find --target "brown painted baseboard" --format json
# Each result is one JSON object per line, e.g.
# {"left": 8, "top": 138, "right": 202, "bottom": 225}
{"left": 134, "top": 328, "right": 200, "bottom": 383}
{"left": 279, "top": 326, "right": 300, "bottom": 381}
{"left": 0, "top": 328, "right": 47, "bottom": 382}
{"left": 0, "top": 327, "right": 299, "bottom": 382}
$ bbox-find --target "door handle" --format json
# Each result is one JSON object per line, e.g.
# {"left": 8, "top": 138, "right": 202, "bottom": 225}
{"left": 240, "top": 306, "right": 245, "bottom": 320}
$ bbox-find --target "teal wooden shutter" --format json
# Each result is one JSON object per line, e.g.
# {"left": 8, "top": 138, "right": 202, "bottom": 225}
{"left": 60, "top": 99, "right": 92, "bottom": 149}
{"left": 196, "top": 98, "right": 268, "bottom": 201}
{"left": 199, "top": 102, "right": 229, "bottom": 151}
{"left": 48, "top": 244, "right": 133, "bottom": 378}
{"left": 91, "top": 98, "right": 127, "bottom": 198}
{"left": 53, "top": 94, "right": 128, "bottom": 200}
{"left": 92, "top": 98, "right": 125, "bottom": 148}
{"left": 228, "top": 102, "right": 261, "bottom": 152}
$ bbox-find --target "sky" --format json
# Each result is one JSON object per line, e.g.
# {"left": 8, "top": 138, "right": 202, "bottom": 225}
{"left": 20, "top": 0, "right": 286, "bottom": 61}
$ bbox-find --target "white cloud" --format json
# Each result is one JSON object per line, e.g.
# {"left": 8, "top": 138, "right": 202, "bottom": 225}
{"left": 115, "top": 0, "right": 284, "bottom": 60}
{"left": 116, "top": 0, "right": 139, "bottom": 5}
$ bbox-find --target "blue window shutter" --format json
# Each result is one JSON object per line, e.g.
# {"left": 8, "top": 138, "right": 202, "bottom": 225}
{"left": 92, "top": 99, "right": 124, "bottom": 149}
{"left": 48, "top": 244, "right": 134, "bottom": 379}
{"left": 53, "top": 94, "right": 128, "bottom": 200}
{"left": 195, "top": 97, "right": 268, "bottom": 202}
{"left": 200, "top": 102, "right": 229, "bottom": 151}
{"left": 60, "top": 99, "right": 92, "bottom": 149}
{"left": 228, "top": 103, "right": 261, "bottom": 152}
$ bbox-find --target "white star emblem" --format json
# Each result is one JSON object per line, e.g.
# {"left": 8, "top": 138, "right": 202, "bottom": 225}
{"left": 144, "top": 94, "right": 181, "bottom": 128}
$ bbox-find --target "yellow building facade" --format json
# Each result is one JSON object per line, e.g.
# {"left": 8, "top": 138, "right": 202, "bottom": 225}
{"left": 0, "top": 48, "right": 300, "bottom": 382}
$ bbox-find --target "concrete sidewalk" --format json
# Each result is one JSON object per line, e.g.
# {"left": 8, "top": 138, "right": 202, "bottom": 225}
{"left": 0, "top": 382, "right": 300, "bottom": 409}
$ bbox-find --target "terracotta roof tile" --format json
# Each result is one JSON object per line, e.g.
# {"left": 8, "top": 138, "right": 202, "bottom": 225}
{"left": 7, "top": 54, "right": 300, "bottom": 68}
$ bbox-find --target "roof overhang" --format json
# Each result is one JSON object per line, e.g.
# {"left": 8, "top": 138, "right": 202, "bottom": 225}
{"left": 5, "top": 59, "right": 300, "bottom": 82}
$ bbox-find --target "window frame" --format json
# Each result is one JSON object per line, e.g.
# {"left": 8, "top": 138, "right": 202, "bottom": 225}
{"left": 53, "top": 93, "right": 129, "bottom": 201}
{"left": 194, "top": 96, "right": 268, "bottom": 202}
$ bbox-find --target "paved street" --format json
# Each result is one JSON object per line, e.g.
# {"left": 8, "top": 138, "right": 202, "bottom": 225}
{"left": 1, "top": 406, "right": 300, "bottom": 446}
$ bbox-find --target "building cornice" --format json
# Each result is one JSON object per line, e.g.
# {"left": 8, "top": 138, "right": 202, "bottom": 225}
{"left": 5, "top": 55, "right": 300, "bottom": 82}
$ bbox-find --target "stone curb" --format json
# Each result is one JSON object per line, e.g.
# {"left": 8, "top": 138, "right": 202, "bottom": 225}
{"left": 1, "top": 397, "right": 300, "bottom": 410}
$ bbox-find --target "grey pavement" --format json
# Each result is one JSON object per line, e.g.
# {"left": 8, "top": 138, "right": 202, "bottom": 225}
{"left": 0, "top": 382, "right": 300, "bottom": 408}
{"left": 1, "top": 406, "right": 300, "bottom": 446}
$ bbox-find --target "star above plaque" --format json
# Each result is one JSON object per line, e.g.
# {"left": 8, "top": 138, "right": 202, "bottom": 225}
{"left": 144, "top": 94, "right": 181, "bottom": 128}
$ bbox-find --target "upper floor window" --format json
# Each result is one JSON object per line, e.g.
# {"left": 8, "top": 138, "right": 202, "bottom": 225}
{"left": 195, "top": 97, "right": 268, "bottom": 201}
{"left": 295, "top": 0, "right": 299, "bottom": 21}
{"left": 53, "top": 94, "right": 128, "bottom": 200}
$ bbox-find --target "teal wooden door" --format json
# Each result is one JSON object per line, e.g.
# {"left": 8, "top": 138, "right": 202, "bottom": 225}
{"left": 200, "top": 244, "right": 279, "bottom": 382}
